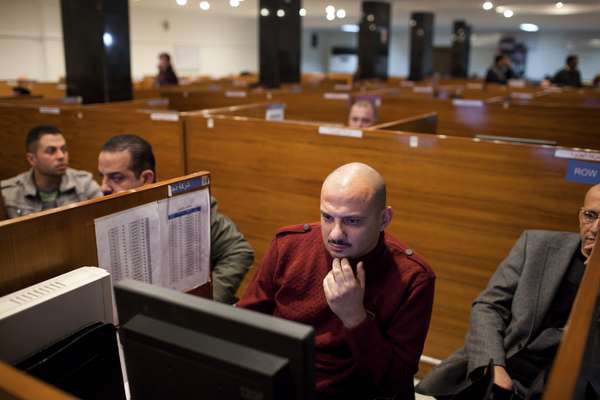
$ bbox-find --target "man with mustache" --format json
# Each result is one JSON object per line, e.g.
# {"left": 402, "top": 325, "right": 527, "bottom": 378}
{"left": 417, "top": 184, "right": 600, "bottom": 399}
{"left": 1, "top": 125, "right": 102, "bottom": 218}
{"left": 238, "top": 162, "right": 435, "bottom": 399}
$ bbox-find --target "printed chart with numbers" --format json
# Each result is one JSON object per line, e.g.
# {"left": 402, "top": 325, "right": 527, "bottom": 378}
{"left": 94, "top": 188, "right": 210, "bottom": 292}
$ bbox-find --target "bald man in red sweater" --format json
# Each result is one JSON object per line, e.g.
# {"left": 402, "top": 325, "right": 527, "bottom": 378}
{"left": 238, "top": 162, "right": 435, "bottom": 400}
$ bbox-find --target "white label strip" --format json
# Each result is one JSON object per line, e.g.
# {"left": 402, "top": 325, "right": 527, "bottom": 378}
{"left": 39, "top": 107, "right": 60, "bottom": 115}
{"left": 413, "top": 86, "right": 433, "bottom": 94}
{"left": 150, "top": 112, "right": 179, "bottom": 122}
{"left": 452, "top": 99, "right": 484, "bottom": 107}
{"left": 318, "top": 126, "right": 363, "bottom": 138}
{"left": 225, "top": 91, "right": 247, "bottom": 98}
{"left": 323, "top": 92, "right": 350, "bottom": 100}
{"left": 334, "top": 84, "right": 352, "bottom": 91}
{"left": 508, "top": 79, "right": 526, "bottom": 88}
{"left": 265, "top": 107, "right": 284, "bottom": 121}
{"left": 466, "top": 83, "right": 484, "bottom": 90}
{"left": 510, "top": 92, "right": 534, "bottom": 100}
{"left": 555, "top": 149, "right": 600, "bottom": 162}
{"left": 409, "top": 136, "right": 419, "bottom": 148}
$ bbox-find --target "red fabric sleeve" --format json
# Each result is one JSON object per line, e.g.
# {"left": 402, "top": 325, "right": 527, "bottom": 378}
{"left": 236, "top": 237, "right": 279, "bottom": 314}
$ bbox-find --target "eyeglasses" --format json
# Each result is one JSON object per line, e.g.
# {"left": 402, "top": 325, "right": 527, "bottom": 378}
{"left": 579, "top": 208, "right": 600, "bottom": 225}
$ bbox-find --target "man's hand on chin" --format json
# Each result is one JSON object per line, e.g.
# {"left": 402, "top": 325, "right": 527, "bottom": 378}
{"left": 323, "top": 258, "right": 367, "bottom": 329}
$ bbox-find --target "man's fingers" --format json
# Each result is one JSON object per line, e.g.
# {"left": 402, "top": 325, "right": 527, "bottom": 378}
{"left": 340, "top": 258, "right": 355, "bottom": 283}
{"left": 357, "top": 261, "right": 366, "bottom": 289}
{"left": 323, "top": 272, "right": 337, "bottom": 299}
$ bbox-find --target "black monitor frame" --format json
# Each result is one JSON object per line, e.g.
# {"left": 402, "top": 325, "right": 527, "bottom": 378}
{"left": 114, "top": 279, "right": 315, "bottom": 400}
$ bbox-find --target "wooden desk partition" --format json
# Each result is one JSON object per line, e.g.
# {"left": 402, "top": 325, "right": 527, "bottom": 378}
{"left": 369, "top": 112, "right": 438, "bottom": 134}
{"left": 182, "top": 114, "right": 588, "bottom": 362}
{"left": 0, "top": 103, "right": 185, "bottom": 181}
{"left": 0, "top": 171, "right": 211, "bottom": 297}
{"left": 378, "top": 96, "right": 600, "bottom": 150}
{"left": 0, "top": 362, "right": 76, "bottom": 400}
{"left": 543, "top": 237, "right": 600, "bottom": 400}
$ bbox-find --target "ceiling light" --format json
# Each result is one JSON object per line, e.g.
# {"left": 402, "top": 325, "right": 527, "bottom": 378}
{"left": 341, "top": 24, "right": 359, "bottom": 32}
{"left": 503, "top": 9, "right": 514, "bottom": 17}
{"left": 299, "top": 8, "right": 306, "bottom": 16}
{"left": 520, "top": 23, "right": 538, "bottom": 32}
{"left": 326, "top": 13, "right": 335, "bottom": 21}
{"left": 260, "top": 7, "right": 269, "bottom": 16}
{"left": 103, "top": 32, "right": 113, "bottom": 47}
{"left": 176, "top": 0, "right": 187, "bottom": 5}
{"left": 325, "top": 5, "right": 335, "bottom": 14}
{"left": 229, "top": 0, "right": 240, "bottom": 7}
{"left": 482, "top": 1, "right": 493, "bottom": 10}
{"left": 555, "top": 2, "right": 564, "bottom": 8}
{"left": 495, "top": 6, "right": 505, "bottom": 13}
{"left": 276, "top": 9, "right": 285, "bottom": 17}
{"left": 589, "top": 38, "right": 600, "bottom": 47}
{"left": 199, "top": 1, "right": 210, "bottom": 10}
{"left": 336, "top": 9, "right": 346, "bottom": 18}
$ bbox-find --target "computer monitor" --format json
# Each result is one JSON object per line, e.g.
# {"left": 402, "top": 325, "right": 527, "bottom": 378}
{"left": 0, "top": 267, "right": 126, "bottom": 399}
{"left": 114, "top": 279, "right": 315, "bottom": 400}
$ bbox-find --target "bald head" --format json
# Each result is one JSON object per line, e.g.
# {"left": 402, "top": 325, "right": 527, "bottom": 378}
{"left": 584, "top": 184, "right": 600, "bottom": 205}
{"left": 320, "top": 163, "right": 391, "bottom": 258}
{"left": 322, "top": 162, "right": 386, "bottom": 210}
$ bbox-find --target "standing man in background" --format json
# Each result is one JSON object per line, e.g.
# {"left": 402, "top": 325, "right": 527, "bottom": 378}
{"left": 156, "top": 52, "right": 179, "bottom": 86}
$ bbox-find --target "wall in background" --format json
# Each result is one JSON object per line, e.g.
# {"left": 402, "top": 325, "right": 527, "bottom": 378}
{"left": 303, "top": 27, "right": 600, "bottom": 81}
{"left": 0, "top": 0, "right": 598, "bottom": 82}
{"left": 0, "top": 0, "right": 258, "bottom": 81}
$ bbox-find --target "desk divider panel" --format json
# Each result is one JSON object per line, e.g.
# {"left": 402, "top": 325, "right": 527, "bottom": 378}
{"left": 0, "top": 102, "right": 185, "bottom": 181}
{"left": 0, "top": 171, "right": 211, "bottom": 297}
{"left": 543, "top": 236, "right": 600, "bottom": 400}
{"left": 182, "top": 113, "right": 589, "bottom": 364}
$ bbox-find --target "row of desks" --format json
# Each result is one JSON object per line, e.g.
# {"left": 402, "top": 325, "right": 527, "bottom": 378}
{"left": 0, "top": 90, "right": 594, "bottom": 367}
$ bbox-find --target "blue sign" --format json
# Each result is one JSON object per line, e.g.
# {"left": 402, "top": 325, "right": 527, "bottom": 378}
{"left": 566, "top": 159, "right": 600, "bottom": 184}
{"left": 169, "top": 176, "right": 208, "bottom": 196}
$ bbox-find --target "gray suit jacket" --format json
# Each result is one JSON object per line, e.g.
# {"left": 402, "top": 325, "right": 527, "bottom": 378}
{"left": 417, "top": 230, "right": 585, "bottom": 396}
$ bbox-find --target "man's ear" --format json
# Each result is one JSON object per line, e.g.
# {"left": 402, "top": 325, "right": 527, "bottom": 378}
{"left": 380, "top": 206, "right": 393, "bottom": 231}
{"left": 140, "top": 170, "right": 155, "bottom": 184}
{"left": 25, "top": 152, "right": 36, "bottom": 168}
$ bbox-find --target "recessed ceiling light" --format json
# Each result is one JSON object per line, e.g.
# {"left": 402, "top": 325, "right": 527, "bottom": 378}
{"left": 199, "top": 1, "right": 210, "bottom": 10}
{"left": 503, "top": 9, "right": 514, "bottom": 17}
{"left": 325, "top": 5, "right": 335, "bottom": 14}
{"left": 276, "top": 9, "right": 285, "bottom": 17}
{"left": 482, "top": 1, "right": 493, "bottom": 10}
{"left": 555, "top": 2, "right": 564, "bottom": 8}
{"left": 229, "top": 0, "right": 240, "bottom": 7}
{"left": 103, "top": 32, "right": 113, "bottom": 47}
{"left": 176, "top": 0, "right": 187, "bottom": 5}
{"left": 495, "top": 6, "right": 505, "bottom": 13}
{"left": 260, "top": 7, "right": 269, "bottom": 16}
{"left": 520, "top": 23, "right": 539, "bottom": 32}
{"left": 336, "top": 9, "right": 346, "bottom": 18}
{"left": 326, "top": 13, "right": 335, "bottom": 21}
{"left": 299, "top": 8, "right": 306, "bottom": 16}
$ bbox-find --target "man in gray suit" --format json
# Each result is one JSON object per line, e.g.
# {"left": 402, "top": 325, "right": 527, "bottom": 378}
{"left": 417, "top": 184, "right": 600, "bottom": 399}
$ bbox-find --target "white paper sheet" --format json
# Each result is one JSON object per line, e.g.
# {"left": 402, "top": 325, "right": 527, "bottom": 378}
{"left": 94, "top": 188, "right": 211, "bottom": 292}
{"left": 157, "top": 189, "right": 211, "bottom": 291}
{"left": 95, "top": 202, "right": 161, "bottom": 285}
